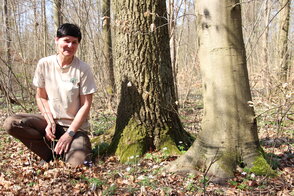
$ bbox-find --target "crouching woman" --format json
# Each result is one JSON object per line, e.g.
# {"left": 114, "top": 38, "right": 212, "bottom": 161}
{"left": 4, "top": 23, "right": 97, "bottom": 166}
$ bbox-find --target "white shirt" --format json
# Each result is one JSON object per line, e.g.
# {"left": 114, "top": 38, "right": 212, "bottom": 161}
{"left": 33, "top": 55, "right": 97, "bottom": 131}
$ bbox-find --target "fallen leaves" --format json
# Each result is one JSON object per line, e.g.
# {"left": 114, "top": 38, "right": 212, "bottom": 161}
{"left": 0, "top": 101, "right": 293, "bottom": 195}
{"left": 1, "top": 135, "right": 293, "bottom": 196}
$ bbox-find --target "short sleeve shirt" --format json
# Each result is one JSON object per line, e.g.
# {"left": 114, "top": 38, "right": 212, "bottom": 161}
{"left": 33, "top": 55, "right": 97, "bottom": 131}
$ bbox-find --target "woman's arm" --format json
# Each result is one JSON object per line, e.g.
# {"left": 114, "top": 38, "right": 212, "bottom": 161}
{"left": 36, "top": 87, "right": 56, "bottom": 141}
{"left": 68, "top": 93, "right": 93, "bottom": 132}
{"left": 54, "top": 93, "right": 93, "bottom": 154}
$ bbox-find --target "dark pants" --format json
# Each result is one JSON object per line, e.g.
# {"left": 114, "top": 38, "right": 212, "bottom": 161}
{"left": 3, "top": 113, "right": 92, "bottom": 166}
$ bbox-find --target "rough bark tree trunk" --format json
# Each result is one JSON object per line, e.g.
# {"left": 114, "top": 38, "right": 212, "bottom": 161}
{"left": 110, "top": 0, "right": 193, "bottom": 163}
{"left": 277, "top": 0, "right": 291, "bottom": 82}
{"left": 168, "top": 0, "right": 273, "bottom": 182}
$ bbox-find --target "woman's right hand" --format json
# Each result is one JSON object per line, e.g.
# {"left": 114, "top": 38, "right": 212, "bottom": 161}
{"left": 45, "top": 122, "right": 56, "bottom": 141}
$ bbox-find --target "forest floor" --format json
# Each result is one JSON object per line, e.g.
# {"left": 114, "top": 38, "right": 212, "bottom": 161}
{"left": 0, "top": 95, "right": 293, "bottom": 195}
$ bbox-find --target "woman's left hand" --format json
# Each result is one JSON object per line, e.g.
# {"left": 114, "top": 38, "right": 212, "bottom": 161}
{"left": 54, "top": 133, "right": 73, "bottom": 154}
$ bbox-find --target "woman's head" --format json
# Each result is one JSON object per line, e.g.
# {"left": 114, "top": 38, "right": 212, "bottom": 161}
{"left": 55, "top": 23, "right": 81, "bottom": 58}
{"left": 56, "top": 23, "right": 82, "bottom": 43}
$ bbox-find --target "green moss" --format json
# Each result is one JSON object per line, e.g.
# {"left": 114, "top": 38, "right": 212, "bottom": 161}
{"left": 113, "top": 118, "right": 187, "bottom": 163}
{"left": 115, "top": 118, "right": 147, "bottom": 163}
{"left": 118, "top": 143, "right": 145, "bottom": 163}
{"left": 249, "top": 156, "right": 276, "bottom": 176}
{"left": 159, "top": 135, "right": 181, "bottom": 155}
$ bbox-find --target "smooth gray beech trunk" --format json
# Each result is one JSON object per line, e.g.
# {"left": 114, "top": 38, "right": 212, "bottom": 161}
{"left": 168, "top": 0, "right": 272, "bottom": 182}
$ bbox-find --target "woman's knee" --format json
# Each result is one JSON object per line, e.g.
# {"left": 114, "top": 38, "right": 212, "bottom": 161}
{"left": 65, "top": 132, "right": 92, "bottom": 166}
{"left": 3, "top": 115, "right": 18, "bottom": 135}
{"left": 66, "top": 150, "right": 90, "bottom": 166}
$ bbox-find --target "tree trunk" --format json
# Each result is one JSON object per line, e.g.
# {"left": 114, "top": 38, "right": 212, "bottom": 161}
{"left": 53, "top": 0, "right": 63, "bottom": 32}
{"left": 110, "top": 0, "right": 193, "bottom": 163}
{"left": 102, "top": 0, "right": 116, "bottom": 101}
{"left": 168, "top": 0, "right": 179, "bottom": 103}
{"left": 262, "top": 0, "right": 271, "bottom": 97}
{"left": 42, "top": 0, "right": 47, "bottom": 57}
{"left": 277, "top": 0, "right": 291, "bottom": 82}
{"left": 33, "top": 0, "right": 39, "bottom": 59}
{"left": 3, "top": 0, "right": 12, "bottom": 110}
{"left": 168, "top": 0, "right": 273, "bottom": 182}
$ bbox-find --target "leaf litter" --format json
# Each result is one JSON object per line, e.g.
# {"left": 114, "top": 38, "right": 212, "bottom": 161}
{"left": 0, "top": 100, "right": 293, "bottom": 195}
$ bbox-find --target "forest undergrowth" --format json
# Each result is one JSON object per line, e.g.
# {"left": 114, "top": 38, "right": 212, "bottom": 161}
{"left": 0, "top": 84, "right": 293, "bottom": 195}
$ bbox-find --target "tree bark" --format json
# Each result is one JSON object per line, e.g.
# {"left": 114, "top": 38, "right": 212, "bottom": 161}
{"left": 53, "top": 0, "right": 63, "bottom": 32}
{"left": 3, "top": 0, "right": 13, "bottom": 110}
{"left": 277, "top": 0, "right": 291, "bottom": 82}
{"left": 168, "top": 0, "right": 273, "bottom": 182}
{"left": 262, "top": 0, "right": 270, "bottom": 97}
{"left": 168, "top": 0, "right": 179, "bottom": 103}
{"left": 41, "top": 0, "right": 48, "bottom": 57}
{"left": 33, "top": 0, "right": 39, "bottom": 59}
{"left": 102, "top": 0, "right": 116, "bottom": 100}
{"left": 110, "top": 0, "right": 193, "bottom": 163}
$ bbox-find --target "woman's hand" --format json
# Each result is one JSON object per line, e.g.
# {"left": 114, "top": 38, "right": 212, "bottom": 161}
{"left": 54, "top": 132, "right": 73, "bottom": 154}
{"left": 45, "top": 122, "right": 56, "bottom": 141}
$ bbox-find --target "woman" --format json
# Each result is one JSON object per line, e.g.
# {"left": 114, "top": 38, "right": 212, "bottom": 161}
{"left": 4, "top": 23, "right": 97, "bottom": 166}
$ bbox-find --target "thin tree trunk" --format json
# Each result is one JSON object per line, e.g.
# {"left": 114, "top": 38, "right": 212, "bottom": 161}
{"left": 262, "top": 0, "right": 270, "bottom": 97}
{"left": 42, "top": 0, "right": 47, "bottom": 57}
{"left": 168, "top": 0, "right": 179, "bottom": 103}
{"left": 33, "top": 0, "right": 39, "bottom": 59}
{"left": 277, "top": 0, "right": 291, "bottom": 82}
{"left": 3, "top": 0, "right": 12, "bottom": 111}
{"left": 102, "top": 0, "right": 115, "bottom": 101}
{"left": 76, "top": 1, "right": 87, "bottom": 61}
{"left": 53, "top": 0, "right": 63, "bottom": 32}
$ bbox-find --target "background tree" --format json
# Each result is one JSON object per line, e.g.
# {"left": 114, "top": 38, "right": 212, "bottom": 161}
{"left": 53, "top": 0, "right": 63, "bottom": 32}
{"left": 102, "top": 0, "right": 115, "bottom": 104}
{"left": 1, "top": 0, "right": 13, "bottom": 110}
{"left": 277, "top": 0, "right": 291, "bottom": 82}
{"left": 168, "top": 0, "right": 178, "bottom": 102}
{"left": 109, "top": 0, "right": 193, "bottom": 162}
{"left": 41, "top": 0, "right": 48, "bottom": 57}
{"left": 168, "top": 0, "right": 273, "bottom": 182}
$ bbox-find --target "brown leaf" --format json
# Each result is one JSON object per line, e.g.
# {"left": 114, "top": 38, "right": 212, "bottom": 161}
{"left": 248, "top": 180, "right": 258, "bottom": 187}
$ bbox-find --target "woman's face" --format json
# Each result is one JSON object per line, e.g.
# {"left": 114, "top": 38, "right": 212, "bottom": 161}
{"left": 55, "top": 36, "right": 79, "bottom": 57}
